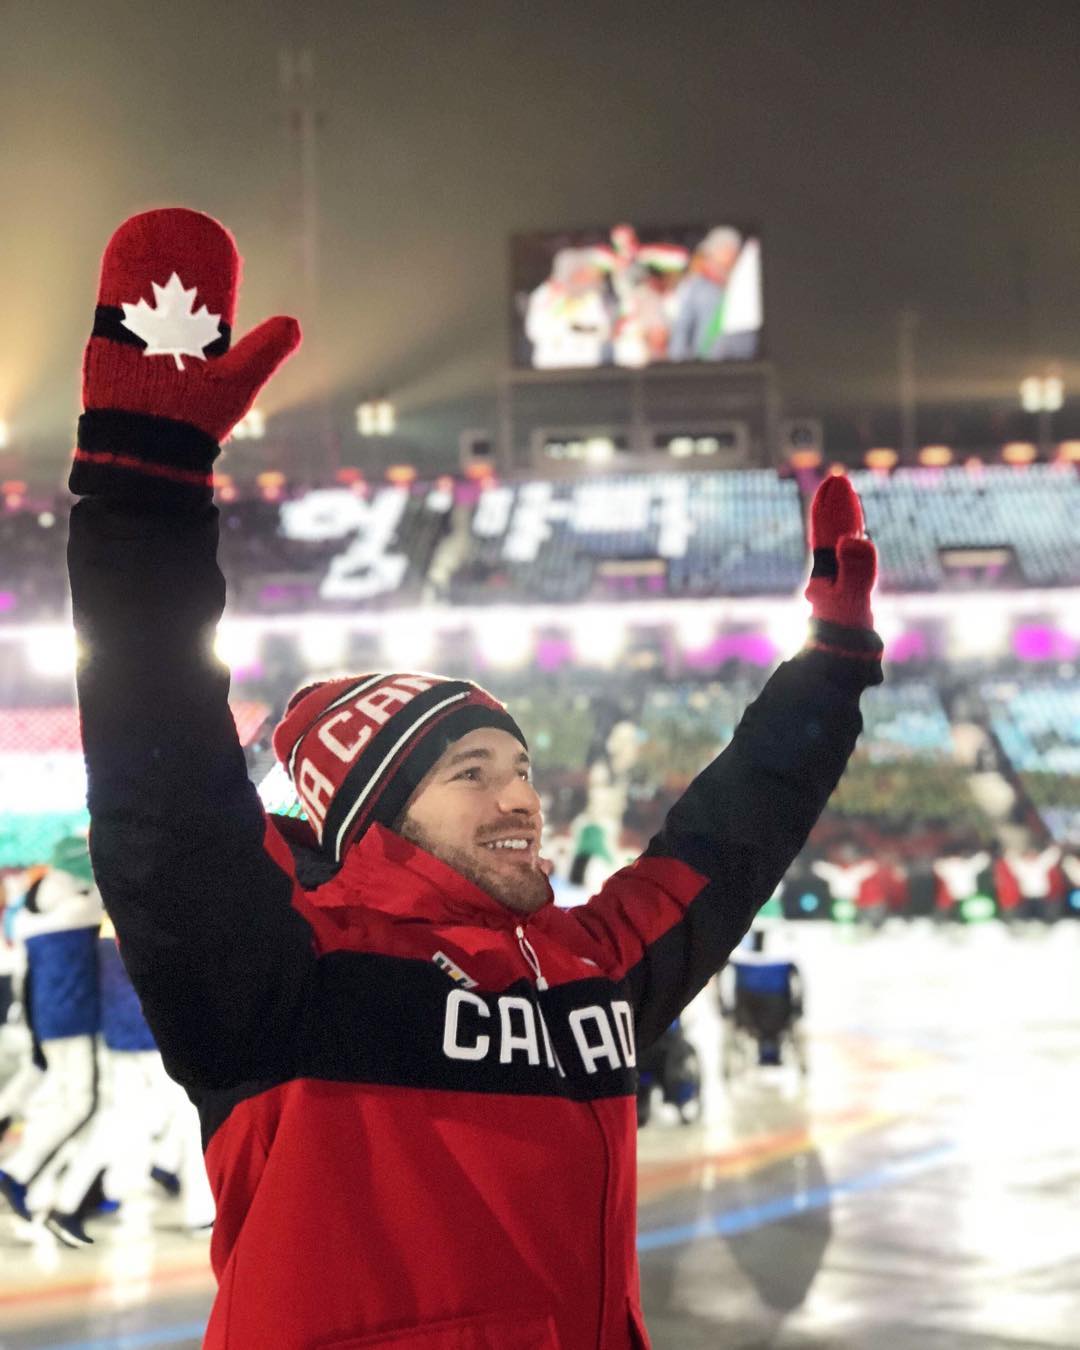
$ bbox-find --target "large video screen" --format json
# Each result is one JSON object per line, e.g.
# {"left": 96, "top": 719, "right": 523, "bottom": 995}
{"left": 511, "top": 223, "right": 762, "bottom": 371}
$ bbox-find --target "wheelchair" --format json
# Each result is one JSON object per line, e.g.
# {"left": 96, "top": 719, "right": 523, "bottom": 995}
{"left": 636, "top": 1019, "right": 702, "bottom": 1127}
{"left": 719, "top": 953, "right": 807, "bottom": 1080}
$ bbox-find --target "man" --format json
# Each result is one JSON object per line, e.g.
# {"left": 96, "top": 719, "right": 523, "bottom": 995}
{"left": 67, "top": 209, "right": 883, "bottom": 1349}
{"left": 524, "top": 247, "right": 613, "bottom": 368}
{"left": 668, "top": 226, "right": 762, "bottom": 362}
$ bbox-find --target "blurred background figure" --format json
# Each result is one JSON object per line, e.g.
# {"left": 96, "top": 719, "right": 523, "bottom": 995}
{"left": 669, "top": 227, "right": 762, "bottom": 361}
{"left": 0, "top": 837, "right": 101, "bottom": 1241}
{"left": 932, "top": 840, "right": 992, "bottom": 925}
{"left": 524, "top": 248, "right": 613, "bottom": 368}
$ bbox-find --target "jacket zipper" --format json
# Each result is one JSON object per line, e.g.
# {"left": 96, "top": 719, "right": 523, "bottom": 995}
{"left": 517, "top": 923, "right": 612, "bottom": 1346}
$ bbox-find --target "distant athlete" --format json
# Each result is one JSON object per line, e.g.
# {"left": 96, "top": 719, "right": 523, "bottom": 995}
{"left": 0, "top": 838, "right": 102, "bottom": 1240}
{"left": 67, "top": 208, "right": 883, "bottom": 1349}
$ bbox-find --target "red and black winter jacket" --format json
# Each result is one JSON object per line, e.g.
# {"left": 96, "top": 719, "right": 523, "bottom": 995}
{"left": 68, "top": 496, "right": 877, "bottom": 1350}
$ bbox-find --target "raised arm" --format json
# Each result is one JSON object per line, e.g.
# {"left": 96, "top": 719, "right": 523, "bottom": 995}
{"left": 566, "top": 476, "right": 883, "bottom": 1048}
{"left": 68, "top": 209, "right": 310, "bottom": 1093}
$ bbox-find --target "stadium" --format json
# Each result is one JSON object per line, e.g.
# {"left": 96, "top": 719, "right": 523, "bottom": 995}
{"left": 2, "top": 4, "right": 1080, "bottom": 1348}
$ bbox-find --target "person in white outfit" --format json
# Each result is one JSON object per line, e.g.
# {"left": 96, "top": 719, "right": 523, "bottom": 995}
{"left": 0, "top": 870, "right": 48, "bottom": 1140}
{"left": 0, "top": 838, "right": 102, "bottom": 1241}
{"left": 811, "top": 852, "right": 877, "bottom": 921}
{"left": 933, "top": 847, "right": 992, "bottom": 923}
{"left": 45, "top": 911, "right": 215, "bottom": 1243}
{"left": 524, "top": 248, "right": 613, "bottom": 369}
{"left": 1005, "top": 841, "right": 1063, "bottom": 923}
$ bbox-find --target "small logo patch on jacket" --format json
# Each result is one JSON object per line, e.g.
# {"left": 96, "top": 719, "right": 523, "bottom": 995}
{"left": 433, "top": 951, "right": 478, "bottom": 989}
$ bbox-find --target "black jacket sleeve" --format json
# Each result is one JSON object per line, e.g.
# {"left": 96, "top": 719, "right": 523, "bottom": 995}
{"left": 68, "top": 497, "right": 317, "bottom": 1094}
{"left": 568, "top": 648, "right": 876, "bottom": 1050}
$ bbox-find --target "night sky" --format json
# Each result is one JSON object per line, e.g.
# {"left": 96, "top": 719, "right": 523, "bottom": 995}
{"left": 3, "top": 0, "right": 1080, "bottom": 468}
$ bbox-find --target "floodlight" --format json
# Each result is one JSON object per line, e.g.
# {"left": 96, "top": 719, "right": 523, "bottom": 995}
{"left": 26, "top": 627, "right": 78, "bottom": 678}
{"left": 766, "top": 606, "right": 809, "bottom": 660}
{"left": 381, "top": 614, "right": 435, "bottom": 669}
{"left": 570, "top": 610, "right": 625, "bottom": 666}
{"left": 298, "top": 621, "right": 348, "bottom": 671}
{"left": 474, "top": 613, "right": 534, "bottom": 669}
{"left": 947, "top": 606, "right": 1009, "bottom": 661}
{"left": 673, "top": 610, "right": 715, "bottom": 652}
{"left": 214, "top": 622, "right": 260, "bottom": 673}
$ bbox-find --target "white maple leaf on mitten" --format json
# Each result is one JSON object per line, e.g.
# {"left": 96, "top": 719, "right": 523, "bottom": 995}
{"left": 121, "top": 273, "right": 222, "bottom": 370}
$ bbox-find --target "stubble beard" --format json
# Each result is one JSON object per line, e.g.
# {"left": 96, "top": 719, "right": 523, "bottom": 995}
{"left": 398, "top": 816, "right": 550, "bottom": 915}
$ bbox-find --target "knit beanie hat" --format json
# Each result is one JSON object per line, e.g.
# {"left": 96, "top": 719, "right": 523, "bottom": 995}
{"left": 272, "top": 672, "right": 527, "bottom": 862}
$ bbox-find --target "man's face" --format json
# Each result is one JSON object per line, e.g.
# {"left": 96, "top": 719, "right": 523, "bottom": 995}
{"left": 398, "top": 728, "right": 550, "bottom": 915}
{"left": 702, "top": 242, "right": 738, "bottom": 282}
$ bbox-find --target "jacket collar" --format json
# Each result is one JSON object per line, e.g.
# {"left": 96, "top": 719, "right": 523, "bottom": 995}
{"left": 309, "top": 822, "right": 554, "bottom": 929}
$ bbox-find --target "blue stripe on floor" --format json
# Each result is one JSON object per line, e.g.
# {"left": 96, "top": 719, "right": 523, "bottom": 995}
{"left": 636, "top": 1141, "right": 957, "bottom": 1253}
{"left": 36, "top": 1322, "right": 207, "bottom": 1350}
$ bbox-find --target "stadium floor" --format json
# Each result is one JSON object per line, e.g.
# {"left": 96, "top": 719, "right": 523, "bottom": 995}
{"left": 2, "top": 922, "right": 1078, "bottom": 1349}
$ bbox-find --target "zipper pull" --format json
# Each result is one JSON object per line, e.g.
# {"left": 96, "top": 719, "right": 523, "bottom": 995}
{"left": 515, "top": 924, "right": 549, "bottom": 990}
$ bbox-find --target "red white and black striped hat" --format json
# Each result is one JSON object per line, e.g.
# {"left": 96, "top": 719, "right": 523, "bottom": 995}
{"left": 272, "top": 673, "right": 527, "bottom": 861}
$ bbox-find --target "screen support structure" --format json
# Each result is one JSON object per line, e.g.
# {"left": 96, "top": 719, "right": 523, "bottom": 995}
{"left": 496, "top": 361, "right": 780, "bottom": 475}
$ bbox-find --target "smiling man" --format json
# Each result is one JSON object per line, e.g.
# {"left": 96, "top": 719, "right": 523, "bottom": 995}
{"left": 398, "top": 732, "right": 549, "bottom": 913}
{"left": 65, "top": 208, "right": 883, "bottom": 1350}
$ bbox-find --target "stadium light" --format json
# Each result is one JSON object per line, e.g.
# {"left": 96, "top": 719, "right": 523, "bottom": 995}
{"left": 948, "top": 606, "right": 1010, "bottom": 661}
{"left": 584, "top": 437, "right": 616, "bottom": 466}
{"left": 1020, "top": 372, "right": 1064, "bottom": 456}
{"left": 1020, "top": 375, "right": 1063, "bottom": 413}
{"left": 474, "top": 612, "right": 534, "bottom": 669}
{"left": 864, "top": 447, "right": 898, "bottom": 472}
{"left": 0, "top": 420, "right": 8, "bottom": 450}
{"left": 298, "top": 620, "right": 348, "bottom": 671}
{"left": 870, "top": 604, "right": 903, "bottom": 649}
{"left": 357, "top": 398, "right": 396, "bottom": 437}
{"left": 1058, "top": 600, "right": 1080, "bottom": 642}
{"left": 381, "top": 613, "right": 435, "bottom": 669}
{"left": 26, "top": 627, "right": 78, "bottom": 678}
{"left": 1002, "top": 441, "right": 1037, "bottom": 466}
{"left": 766, "top": 606, "right": 809, "bottom": 659}
{"left": 673, "top": 611, "right": 716, "bottom": 652}
{"left": 256, "top": 470, "right": 287, "bottom": 501}
{"left": 570, "top": 610, "right": 626, "bottom": 667}
{"left": 214, "top": 473, "right": 237, "bottom": 503}
{"left": 214, "top": 622, "right": 260, "bottom": 674}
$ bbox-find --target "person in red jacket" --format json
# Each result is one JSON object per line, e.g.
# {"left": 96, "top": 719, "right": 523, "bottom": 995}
{"left": 65, "top": 209, "right": 884, "bottom": 1350}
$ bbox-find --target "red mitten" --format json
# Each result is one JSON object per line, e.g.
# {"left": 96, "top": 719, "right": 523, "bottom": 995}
{"left": 803, "top": 474, "right": 883, "bottom": 670}
{"left": 72, "top": 208, "right": 300, "bottom": 504}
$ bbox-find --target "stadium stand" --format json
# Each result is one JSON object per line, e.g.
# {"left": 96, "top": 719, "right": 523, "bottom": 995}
{"left": 0, "top": 466, "right": 1077, "bottom": 621}
{"left": 435, "top": 471, "right": 805, "bottom": 603}
{"left": 981, "top": 678, "right": 1080, "bottom": 844}
{"left": 849, "top": 465, "right": 1080, "bottom": 590}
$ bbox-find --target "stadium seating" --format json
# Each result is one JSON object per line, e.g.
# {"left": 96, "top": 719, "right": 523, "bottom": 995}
{"left": 1, "top": 466, "right": 1078, "bottom": 621}
{"left": 981, "top": 678, "right": 1080, "bottom": 844}
{"left": 849, "top": 465, "right": 1080, "bottom": 590}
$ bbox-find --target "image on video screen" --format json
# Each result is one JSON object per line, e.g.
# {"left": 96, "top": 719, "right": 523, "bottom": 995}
{"left": 511, "top": 222, "right": 762, "bottom": 371}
